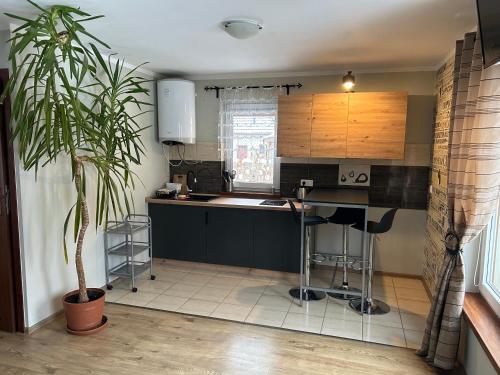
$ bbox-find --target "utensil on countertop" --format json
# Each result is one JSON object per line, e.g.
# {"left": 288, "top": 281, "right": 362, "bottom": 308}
{"left": 223, "top": 169, "right": 236, "bottom": 192}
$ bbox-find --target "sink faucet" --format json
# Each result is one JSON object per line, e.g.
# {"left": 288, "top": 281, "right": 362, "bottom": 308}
{"left": 186, "top": 170, "right": 197, "bottom": 193}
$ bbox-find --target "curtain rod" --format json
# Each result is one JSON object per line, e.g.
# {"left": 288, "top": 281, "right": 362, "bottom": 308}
{"left": 204, "top": 83, "right": 302, "bottom": 98}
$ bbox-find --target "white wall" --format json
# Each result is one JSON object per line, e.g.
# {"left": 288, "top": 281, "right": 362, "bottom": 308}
{"left": 14, "top": 71, "right": 166, "bottom": 327}
{"left": 456, "top": 234, "right": 497, "bottom": 375}
{"left": 0, "top": 30, "right": 9, "bottom": 69}
{"left": 459, "top": 323, "right": 497, "bottom": 375}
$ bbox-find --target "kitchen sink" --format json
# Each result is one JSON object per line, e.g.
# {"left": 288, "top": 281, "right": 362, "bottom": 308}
{"left": 183, "top": 193, "right": 219, "bottom": 202}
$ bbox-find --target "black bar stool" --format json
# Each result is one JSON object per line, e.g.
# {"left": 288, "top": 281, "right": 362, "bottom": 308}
{"left": 349, "top": 208, "right": 398, "bottom": 315}
{"left": 326, "top": 207, "right": 365, "bottom": 300}
{"left": 287, "top": 199, "right": 328, "bottom": 301}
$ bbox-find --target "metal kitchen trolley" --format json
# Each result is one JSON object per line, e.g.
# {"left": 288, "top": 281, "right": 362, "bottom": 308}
{"left": 104, "top": 214, "right": 155, "bottom": 292}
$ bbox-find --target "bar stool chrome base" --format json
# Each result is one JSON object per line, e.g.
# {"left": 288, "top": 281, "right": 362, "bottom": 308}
{"left": 349, "top": 298, "right": 390, "bottom": 315}
{"left": 289, "top": 287, "right": 326, "bottom": 301}
{"left": 328, "top": 285, "right": 362, "bottom": 300}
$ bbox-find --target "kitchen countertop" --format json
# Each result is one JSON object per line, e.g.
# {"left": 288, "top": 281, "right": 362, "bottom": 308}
{"left": 146, "top": 196, "right": 311, "bottom": 212}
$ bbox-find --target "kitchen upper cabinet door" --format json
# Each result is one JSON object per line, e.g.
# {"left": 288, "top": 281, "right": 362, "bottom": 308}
{"left": 206, "top": 208, "right": 254, "bottom": 267}
{"left": 346, "top": 92, "right": 408, "bottom": 159}
{"left": 310, "top": 93, "right": 348, "bottom": 158}
{"left": 148, "top": 204, "right": 206, "bottom": 262}
{"left": 277, "top": 95, "right": 313, "bottom": 157}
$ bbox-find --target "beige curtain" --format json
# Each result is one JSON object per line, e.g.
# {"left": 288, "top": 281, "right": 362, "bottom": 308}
{"left": 418, "top": 32, "right": 500, "bottom": 369}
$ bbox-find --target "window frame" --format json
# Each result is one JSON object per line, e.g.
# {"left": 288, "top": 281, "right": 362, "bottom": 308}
{"left": 479, "top": 201, "right": 500, "bottom": 318}
{"left": 225, "top": 107, "right": 280, "bottom": 193}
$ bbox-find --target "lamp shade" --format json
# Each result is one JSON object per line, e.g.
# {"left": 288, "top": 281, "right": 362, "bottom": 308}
{"left": 223, "top": 19, "right": 263, "bottom": 39}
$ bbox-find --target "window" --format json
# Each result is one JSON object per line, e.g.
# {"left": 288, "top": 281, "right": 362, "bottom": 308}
{"left": 480, "top": 199, "right": 500, "bottom": 317}
{"left": 228, "top": 112, "right": 277, "bottom": 190}
{"left": 219, "top": 88, "right": 281, "bottom": 192}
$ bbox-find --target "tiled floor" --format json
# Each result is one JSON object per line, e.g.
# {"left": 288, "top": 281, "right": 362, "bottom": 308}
{"left": 108, "top": 259, "right": 430, "bottom": 349}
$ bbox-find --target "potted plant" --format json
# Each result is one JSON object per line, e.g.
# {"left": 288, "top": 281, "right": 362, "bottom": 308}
{"left": 1, "top": 2, "right": 151, "bottom": 334}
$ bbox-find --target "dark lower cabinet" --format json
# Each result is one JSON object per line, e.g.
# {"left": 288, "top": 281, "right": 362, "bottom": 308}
{"left": 206, "top": 208, "right": 254, "bottom": 267}
{"left": 148, "top": 203, "right": 300, "bottom": 272}
{"left": 149, "top": 204, "right": 206, "bottom": 262}
{"left": 253, "top": 211, "right": 301, "bottom": 273}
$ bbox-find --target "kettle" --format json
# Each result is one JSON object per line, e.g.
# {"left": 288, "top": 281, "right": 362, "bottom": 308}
{"left": 293, "top": 181, "right": 310, "bottom": 201}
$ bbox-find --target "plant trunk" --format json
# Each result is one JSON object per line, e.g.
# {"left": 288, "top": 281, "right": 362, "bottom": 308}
{"left": 74, "top": 157, "right": 89, "bottom": 303}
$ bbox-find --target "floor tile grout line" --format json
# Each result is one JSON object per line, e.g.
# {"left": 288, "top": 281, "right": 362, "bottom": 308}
{"left": 279, "top": 292, "right": 295, "bottom": 329}
{"left": 391, "top": 276, "right": 409, "bottom": 348}
{"left": 242, "top": 301, "right": 257, "bottom": 323}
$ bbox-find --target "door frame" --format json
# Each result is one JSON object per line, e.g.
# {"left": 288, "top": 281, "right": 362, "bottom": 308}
{"left": 0, "top": 68, "right": 24, "bottom": 332}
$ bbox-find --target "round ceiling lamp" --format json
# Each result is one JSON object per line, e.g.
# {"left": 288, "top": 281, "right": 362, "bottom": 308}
{"left": 342, "top": 71, "right": 355, "bottom": 92}
{"left": 223, "top": 19, "right": 263, "bottom": 39}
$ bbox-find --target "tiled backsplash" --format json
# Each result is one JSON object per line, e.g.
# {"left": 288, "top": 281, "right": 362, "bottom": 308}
{"left": 280, "top": 163, "right": 339, "bottom": 197}
{"left": 169, "top": 160, "right": 223, "bottom": 193}
{"left": 280, "top": 163, "right": 429, "bottom": 210}
{"left": 169, "top": 160, "right": 429, "bottom": 209}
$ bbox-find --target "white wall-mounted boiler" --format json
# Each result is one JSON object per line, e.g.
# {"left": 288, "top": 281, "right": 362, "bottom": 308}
{"left": 157, "top": 79, "right": 196, "bottom": 144}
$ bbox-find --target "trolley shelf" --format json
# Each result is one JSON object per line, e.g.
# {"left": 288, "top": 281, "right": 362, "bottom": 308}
{"left": 104, "top": 214, "right": 154, "bottom": 293}
{"left": 106, "top": 222, "right": 149, "bottom": 234}
{"left": 107, "top": 243, "right": 150, "bottom": 257}
{"left": 109, "top": 261, "right": 150, "bottom": 278}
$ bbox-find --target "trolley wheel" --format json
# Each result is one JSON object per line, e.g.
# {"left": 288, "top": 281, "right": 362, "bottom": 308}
{"left": 106, "top": 284, "right": 113, "bottom": 290}
{"left": 150, "top": 275, "right": 156, "bottom": 280}
{"left": 132, "top": 287, "right": 138, "bottom": 293}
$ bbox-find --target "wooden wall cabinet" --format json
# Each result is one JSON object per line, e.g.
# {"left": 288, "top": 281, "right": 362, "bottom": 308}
{"left": 277, "top": 95, "right": 312, "bottom": 157}
{"left": 310, "top": 93, "right": 348, "bottom": 158}
{"left": 346, "top": 92, "right": 407, "bottom": 159}
{"left": 277, "top": 91, "right": 408, "bottom": 160}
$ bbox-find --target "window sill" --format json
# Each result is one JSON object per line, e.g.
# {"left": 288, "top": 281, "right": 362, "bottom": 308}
{"left": 463, "top": 292, "right": 500, "bottom": 374}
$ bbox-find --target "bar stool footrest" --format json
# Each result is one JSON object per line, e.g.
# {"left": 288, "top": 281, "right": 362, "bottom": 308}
{"left": 311, "top": 253, "right": 363, "bottom": 267}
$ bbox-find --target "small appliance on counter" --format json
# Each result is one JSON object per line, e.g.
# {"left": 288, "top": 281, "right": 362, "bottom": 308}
{"left": 222, "top": 169, "right": 236, "bottom": 192}
{"left": 293, "top": 181, "right": 311, "bottom": 201}
{"left": 155, "top": 188, "right": 177, "bottom": 199}
{"left": 166, "top": 182, "right": 182, "bottom": 193}
{"left": 155, "top": 182, "right": 182, "bottom": 199}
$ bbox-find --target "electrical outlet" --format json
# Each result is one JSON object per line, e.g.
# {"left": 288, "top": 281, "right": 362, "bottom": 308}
{"left": 300, "top": 179, "right": 313, "bottom": 187}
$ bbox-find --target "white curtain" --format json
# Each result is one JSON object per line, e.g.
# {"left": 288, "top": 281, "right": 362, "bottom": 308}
{"left": 218, "top": 87, "right": 283, "bottom": 190}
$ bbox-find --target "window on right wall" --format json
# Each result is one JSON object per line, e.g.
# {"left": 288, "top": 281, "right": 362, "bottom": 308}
{"left": 480, "top": 199, "right": 500, "bottom": 317}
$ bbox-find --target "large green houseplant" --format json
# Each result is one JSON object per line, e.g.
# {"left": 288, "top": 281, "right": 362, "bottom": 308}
{"left": 1, "top": 2, "right": 150, "bottom": 332}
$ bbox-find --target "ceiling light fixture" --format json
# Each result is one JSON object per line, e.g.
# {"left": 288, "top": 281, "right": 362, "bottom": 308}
{"left": 223, "top": 19, "right": 263, "bottom": 40}
{"left": 342, "top": 71, "right": 355, "bottom": 92}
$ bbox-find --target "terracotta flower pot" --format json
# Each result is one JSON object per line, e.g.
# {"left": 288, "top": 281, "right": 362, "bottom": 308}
{"left": 62, "top": 288, "right": 105, "bottom": 333}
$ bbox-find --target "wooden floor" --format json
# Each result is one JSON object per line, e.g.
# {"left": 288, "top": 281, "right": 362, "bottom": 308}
{"left": 0, "top": 304, "right": 454, "bottom": 375}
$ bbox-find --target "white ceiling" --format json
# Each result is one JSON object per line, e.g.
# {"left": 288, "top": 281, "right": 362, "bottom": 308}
{"left": 0, "top": 0, "right": 477, "bottom": 78}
